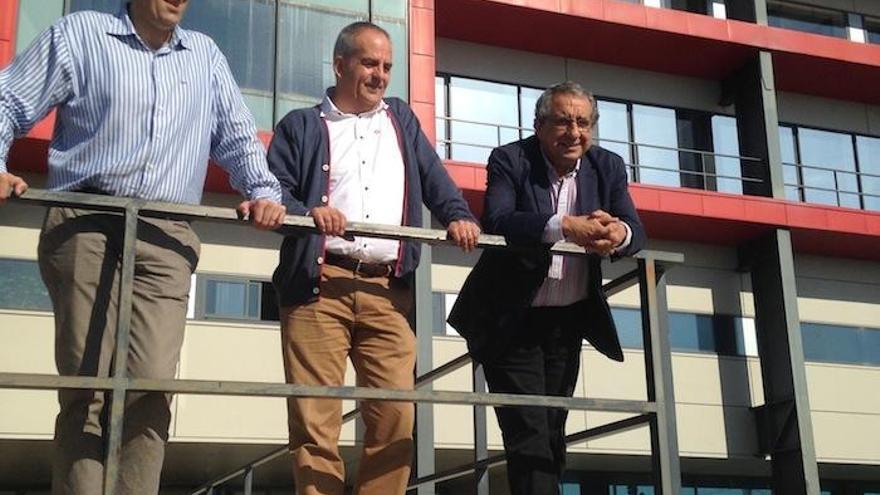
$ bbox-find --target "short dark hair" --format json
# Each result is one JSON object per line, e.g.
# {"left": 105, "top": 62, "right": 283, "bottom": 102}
{"left": 333, "top": 22, "right": 391, "bottom": 59}
{"left": 534, "top": 81, "right": 599, "bottom": 128}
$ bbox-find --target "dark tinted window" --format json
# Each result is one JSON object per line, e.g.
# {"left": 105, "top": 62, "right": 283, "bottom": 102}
{"left": 0, "top": 259, "right": 52, "bottom": 311}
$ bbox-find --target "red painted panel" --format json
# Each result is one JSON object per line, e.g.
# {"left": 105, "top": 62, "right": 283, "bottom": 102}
{"left": 410, "top": 53, "right": 436, "bottom": 105}
{"left": 435, "top": 0, "right": 880, "bottom": 104}
{"left": 410, "top": 7, "right": 436, "bottom": 57}
{"left": 0, "top": 0, "right": 19, "bottom": 67}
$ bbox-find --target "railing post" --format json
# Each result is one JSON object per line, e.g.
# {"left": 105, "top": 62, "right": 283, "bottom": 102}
{"left": 243, "top": 467, "right": 254, "bottom": 495}
{"left": 472, "top": 364, "right": 489, "bottom": 495}
{"left": 414, "top": 206, "right": 435, "bottom": 495}
{"left": 638, "top": 258, "right": 681, "bottom": 495}
{"left": 103, "top": 202, "right": 141, "bottom": 494}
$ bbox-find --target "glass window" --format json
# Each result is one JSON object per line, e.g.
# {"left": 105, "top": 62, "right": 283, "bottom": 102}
{"left": 867, "top": 16, "right": 880, "bottom": 45}
{"left": 611, "top": 308, "right": 747, "bottom": 356}
{"left": 183, "top": 0, "right": 276, "bottom": 130}
{"left": 633, "top": 104, "right": 680, "bottom": 187}
{"left": 767, "top": 1, "right": 848, "bottom": 39}
{"left": 797, "top": 128, "right": 858, "bottom": 208}
{"left": 801, "top": 322, "right": 880, "bottom": 366}
{"left": 432, "top": 292, "right": 447, "bottom": 336}
{"left": 0, "top": 259, "right": 52, "bottom": 312}
{"left": 17, "top": 0, "right": 65, "bottom": 55}
{"left": 519, "top": 86, "right": 543, "bottom": 140}
{"left": 203, "top": 278, "right": 261, "bottom": 320}
{"left": 436, "top": 76, "right": 449, "bottom": 159}
{"left": 712, "top": 115, "right": 743, "bottom": 194}
{"left": 856, "top": 136, "right": 880, "bottom": 212}
{"left": 612, "top": 307, "right": 644, "bottom": 349}
{"left": 67, "top": 0, "right": 124, "bottom": 14}
{"left": 596, "top": 100, "right": 633, "bottom": 180}
{"left": 447, "top": 77, "right": 520, "bottom": 164}
{"left": 275, "top": 2, "right": 368, "bottom": 118}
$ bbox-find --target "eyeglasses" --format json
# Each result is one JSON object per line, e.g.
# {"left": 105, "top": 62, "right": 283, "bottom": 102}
{"left": 547, "top": 116, "right": 592, "bottom": 132}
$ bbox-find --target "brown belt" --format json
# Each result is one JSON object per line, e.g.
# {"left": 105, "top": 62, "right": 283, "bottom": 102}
{"left": 325, "top": 252, "right": 393, "bottom": 277}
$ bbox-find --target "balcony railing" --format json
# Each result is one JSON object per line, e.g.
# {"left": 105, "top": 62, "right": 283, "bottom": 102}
{"left": 436, "top": 116, "right": 765, "bottom": 195}
{"left": 2, "top": 190, "right": 684, "bottom": 495}
{"left": 783, "top": 162, "right": 880, "bottom": 211}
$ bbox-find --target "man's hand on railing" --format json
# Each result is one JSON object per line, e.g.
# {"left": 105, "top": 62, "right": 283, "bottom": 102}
{"left": 309, "top": 206, "right": 347, "bottom": 237}
{"left": 236, "top": 199, "right": 287, "bottom": 230}
{"left": 0, "top": 173, "right": 29, "bottom": 206}
{"left": 447, "top": 219, "right": 481, "bottom": 252}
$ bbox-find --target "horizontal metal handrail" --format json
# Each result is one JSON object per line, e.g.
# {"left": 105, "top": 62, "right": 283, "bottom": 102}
{"left": 13, "top": 190, "right": 684, "bottom": 262}
{"left": 783, "top": 161, "right": 880, "bottom": 180}
{"left": 0, "top": 372, "right": 657, "bottom": 412}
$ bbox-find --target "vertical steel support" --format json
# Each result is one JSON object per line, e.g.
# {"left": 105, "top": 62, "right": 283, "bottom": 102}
{"left": 638, "top": 258, "right": 681, "bottom": 495}
{"left": 413, "top": 208, "right": 435, "bottom": 495}
{"left": 740, "top": 229, "right": 820, "bottom": 495}
{"left": 103, "top": 203, "right": 140, "bottom": 494}
{"left": 724, "top": 50, "right": 784, "bottom": 199}
{"left": 243, "top": 467, "right": 254, "bottom": 495}
{"left": 472, "top": 364, "right": 489, "bottom": 495}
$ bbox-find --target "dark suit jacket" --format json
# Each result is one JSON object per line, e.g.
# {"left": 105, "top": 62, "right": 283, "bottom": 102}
{"left": 447, "top": 136, "right": 646, "bottom": 363}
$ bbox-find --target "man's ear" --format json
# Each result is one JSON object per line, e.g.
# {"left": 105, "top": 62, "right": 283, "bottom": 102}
{"left": 332, "top": 56, "right": 344, "bottom": 80}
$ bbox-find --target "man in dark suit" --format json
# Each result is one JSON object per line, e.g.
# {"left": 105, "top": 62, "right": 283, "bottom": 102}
{"left": 448, "top": 81, "right": 646, "bottom": 495}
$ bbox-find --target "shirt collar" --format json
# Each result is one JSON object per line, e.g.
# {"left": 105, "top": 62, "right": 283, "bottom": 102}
{"left": 107, "top": 3, "right": 190, "bottom": 50}
{"left": 319, "top": 87, "right": 388, "bottom": 120}
{"left": 542, "top": 152, "right": 580, "bottom": 182}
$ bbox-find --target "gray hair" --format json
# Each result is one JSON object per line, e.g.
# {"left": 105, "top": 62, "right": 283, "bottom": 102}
{"left": 333, "top": 22, "right": 391, "bottom": 59}
{"left": 534, "top": 81, "right": 599, "bottom": 128}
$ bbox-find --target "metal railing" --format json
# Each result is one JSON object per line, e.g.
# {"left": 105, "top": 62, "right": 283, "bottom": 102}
{"left": 1, "top": 189, "right": 684, "bottom": 494}
{"left": 783, "top": 162, "right": 880, "bottom": 211}
{"left": 435, "top": 116, "right": 765, "bottom": 193}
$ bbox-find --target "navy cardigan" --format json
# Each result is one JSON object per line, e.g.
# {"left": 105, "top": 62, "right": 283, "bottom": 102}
{"left": 267, "top": 97, "right": 475, "bottom": 307}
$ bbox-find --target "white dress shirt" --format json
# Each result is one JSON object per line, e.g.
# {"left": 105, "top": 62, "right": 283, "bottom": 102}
{"left": 532, "top": 158, "right": 632, "bottom": 307}
{"left": 321, "top": 96, "right": 405, "bottom": 263}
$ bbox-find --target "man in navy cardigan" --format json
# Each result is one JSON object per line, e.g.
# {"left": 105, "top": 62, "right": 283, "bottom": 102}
{"left": 266, "top": 22, "right": 480, "bottom": 495}
{"left": 449, "top": 82, "right": 646, "bottom": 495}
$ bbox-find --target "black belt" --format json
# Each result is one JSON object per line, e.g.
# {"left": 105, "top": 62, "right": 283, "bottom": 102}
{"left": 325, "top": 252, "right": 393, "bottom": 277}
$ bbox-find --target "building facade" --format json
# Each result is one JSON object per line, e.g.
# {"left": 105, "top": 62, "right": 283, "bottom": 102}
{"left": 0, "top": 0, "right": 879, "bottom": 493}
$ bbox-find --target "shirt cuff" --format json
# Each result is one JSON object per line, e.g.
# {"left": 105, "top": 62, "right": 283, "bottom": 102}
{"left": 249, "top": 185, "right": 282, "bottom": 203}
{"left": 615, "top": 221, "right": 633, "bottom": 252}
{"left": 542, "top": 213, "right": 565, "bottom": 243}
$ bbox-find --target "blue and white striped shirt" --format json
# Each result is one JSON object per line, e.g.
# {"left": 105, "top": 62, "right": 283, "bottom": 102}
{"left": 0, "top": 8, "right": 281, "bottom": 205}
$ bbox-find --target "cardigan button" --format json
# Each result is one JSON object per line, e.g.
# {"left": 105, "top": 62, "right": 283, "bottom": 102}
{"left": 312, "top": 287, "right": 320, "bottom": 295}
{"left": 320, "top": 195, "right": 329, "bottom": 204}
{"left": 316, "top": 256, "right": 324, "bottom": 265}
{"left": 322, "top": 163, "right": 330, "bottom": 172}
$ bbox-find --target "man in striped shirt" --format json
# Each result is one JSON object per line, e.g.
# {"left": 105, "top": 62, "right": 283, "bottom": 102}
{"left": 449, "top": 82, "right": 647, "bottom": 495}
{"left": 0, "top": 1, "right": 285, "bottom": 493}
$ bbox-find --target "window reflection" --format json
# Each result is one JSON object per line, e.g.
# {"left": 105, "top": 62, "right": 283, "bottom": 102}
{"left": 0, "top": 259, "right": 52, "bottom": 312}
{"left": 596, "top": 100, "right": 633, "bottom": 180}
{"left": 275, "top": 2, "right": 368, "bottom": 117}
{"left": 867, "top": 16, "right": 880, "bottom": 45}
{"left": 856, "top": 136, "right": 880, "bottom": 211}
{"left": 447, "top": 77, "right": 520, "bottom": 163}
{"left": 767, "top": 0, "right": 848, "bottom": 39}
{"left": 779, "top": 126, "right": 801, "bottom": 202}
{"left": 633, "top": 105, "right": 680, "bottom": 187}
{"left": 712, "top": 115, "right": 743, "bottom": 194}
{"left": 797, "top": 128, "right": 859, "bottom": 208}
{"left": 69, "top": 0, "right": 409, "bottom": 128}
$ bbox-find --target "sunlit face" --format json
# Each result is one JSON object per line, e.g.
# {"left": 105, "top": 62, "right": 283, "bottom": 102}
{"left": 132, "top": 0, "right": 189, "bottom": 33}
{"left": 534, "top": 93, "right": 594, "bottom": 172}
{"left": 333, "top": 28, "right": 392, "bottom": 113}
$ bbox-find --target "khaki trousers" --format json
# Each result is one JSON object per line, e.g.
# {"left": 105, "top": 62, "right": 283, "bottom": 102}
{"left": 37, "top": 207, "right": 200, "bottom": 495}
{"left": 281, "top": 262, "right": 416, "bottom": 495}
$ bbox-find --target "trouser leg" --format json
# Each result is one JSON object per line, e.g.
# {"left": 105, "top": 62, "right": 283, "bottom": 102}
{"left": 39, "top": 208, "right": 198, "bottom": 495}
{"left": 281, "top": 264, "right": 355, "bottom": 495}
{"left": 349, "top": 274, "right": 415, "bottom": 495}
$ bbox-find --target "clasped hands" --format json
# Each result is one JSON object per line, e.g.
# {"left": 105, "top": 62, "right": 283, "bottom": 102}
{"left": 310, "top": 206, "right": 482, "bottom": 252}
{"left": 560, "top": 209, "right": 627, "bottom": 256}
